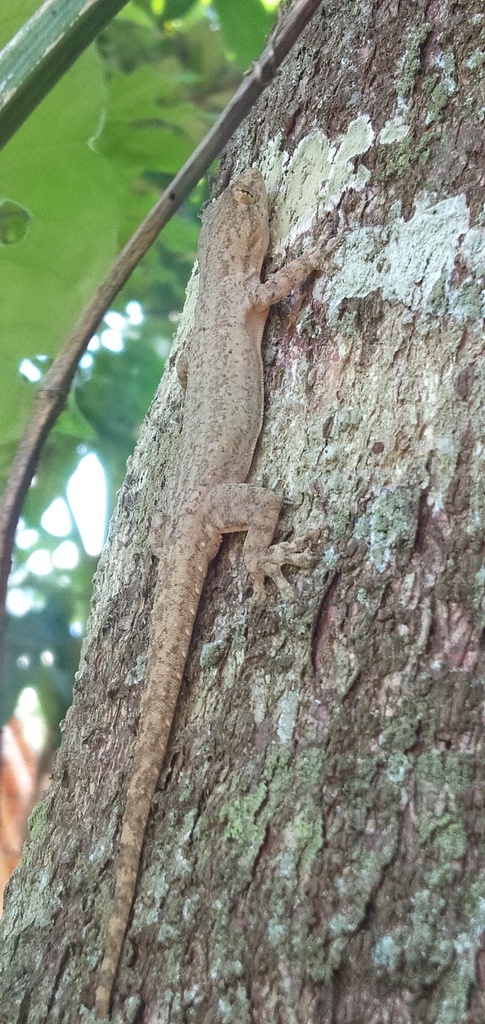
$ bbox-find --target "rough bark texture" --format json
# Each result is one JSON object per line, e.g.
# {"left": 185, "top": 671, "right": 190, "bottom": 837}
{"left": 1, "top": 1, "right": 484, "bottom": 1022}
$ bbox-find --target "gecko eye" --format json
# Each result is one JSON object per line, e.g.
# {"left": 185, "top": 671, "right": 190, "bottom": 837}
{"left": 233, "top": 186, "right": 255, "bottom": 206}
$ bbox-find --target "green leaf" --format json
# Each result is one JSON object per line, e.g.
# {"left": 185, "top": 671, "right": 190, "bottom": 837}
{"left": 97, "top": 58, "right": 207, "bottom": 241}
{"left": 161, "top": 211, "right": 199, "bottom": 254}
{"left": 74, "top": 340, "right": 163, "bottom": 449}
{"left": 0, "top": 1, "right": 119, "bottom": 489}
{"left": 116, "top": 2, "right": 155, "bottom": 28}
{"left": 164, "top": 0, "right": 199, "bottom": 20}
{"left": 213, "top": 0, "right": 274, "bottom": 69}
{"left": 102, "top": 123, "right": 194, "bottom": 172}
{"left": 0, "top": 0, "right": 129, "bottom": 148}
{"left": 0, "top": 200, "right": 32, "bottom": 245}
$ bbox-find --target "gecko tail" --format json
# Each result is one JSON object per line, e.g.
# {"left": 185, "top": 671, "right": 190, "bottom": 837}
{"left": 94, "top": 755, "right": 161, "bottom": 1018}
{"left": 94, "top": 550, "right": 210, "bottom": 1017}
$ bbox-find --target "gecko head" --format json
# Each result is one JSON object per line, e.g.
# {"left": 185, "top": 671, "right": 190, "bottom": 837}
{"left": 231, "top": 167, "right": 267, "bottom": 209}
{"left": 200, "top": 167, "right": 270, "bottom": 270}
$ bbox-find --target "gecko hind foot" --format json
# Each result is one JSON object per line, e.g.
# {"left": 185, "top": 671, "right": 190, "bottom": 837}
{"left": 251, "top": 539, "right": 315, "bottom": 599}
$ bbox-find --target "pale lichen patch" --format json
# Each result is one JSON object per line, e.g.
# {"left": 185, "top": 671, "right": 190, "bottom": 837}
{"left": 276, "top": 689, "right": 299, "bottom": 743}
{"left": 379, "top": 115, "right": 410, "bottom": 145}
{"left": 383, "top": 194, "right": 470, "bottom": 310}
{"left": 261, "top": 122, "right": 482, "bottom": 328}
{"left": 323, "top": 193, "right": 476, "bottom": 322}
{"left": 265, "top": 118, "right": 374, "bottom": 251}
{"left": 354, "top": 488, "right": 418, "bottom": 573}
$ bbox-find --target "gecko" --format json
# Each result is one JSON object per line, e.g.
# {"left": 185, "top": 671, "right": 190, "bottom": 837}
{"left": 95, "top": 166, "right": 334, "bottom": 1017}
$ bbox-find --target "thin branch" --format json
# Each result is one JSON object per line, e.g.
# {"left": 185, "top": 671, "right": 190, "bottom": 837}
{"left": 0, "top": 0, "right": 324, "bottom": 677}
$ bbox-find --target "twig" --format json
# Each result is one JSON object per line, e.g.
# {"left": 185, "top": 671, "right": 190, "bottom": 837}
{"left": 0, "top": 0, "right": 324, "bottom": 678}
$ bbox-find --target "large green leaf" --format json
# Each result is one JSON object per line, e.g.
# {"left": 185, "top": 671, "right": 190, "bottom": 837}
{"left": 0, "top": 0, "right": 129, "bottom": 148}
{"left": 163, "top": 0, "right": 198, "bottom": 20}
{"left": 96, "top": 53, "right": 209, "bottom": 241}
{"left": 213, "top": 0, "right": 274, "bottom": 69}
{"left": 0, "top": 2, "right": 118, "bottom": 488}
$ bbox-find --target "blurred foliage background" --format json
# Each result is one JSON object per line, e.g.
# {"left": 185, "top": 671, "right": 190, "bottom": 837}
{"left": 0, "top": 0, "right": 279, "bottom": 751}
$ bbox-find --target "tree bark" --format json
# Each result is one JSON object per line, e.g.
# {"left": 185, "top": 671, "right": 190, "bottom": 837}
{"left": 1, "top": 1, "right": 485, "bottom": 1022}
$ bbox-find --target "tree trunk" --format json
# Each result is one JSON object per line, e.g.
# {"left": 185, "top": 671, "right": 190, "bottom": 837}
{"left": 1, "top": 2, "right": 484, "bottom": 1021}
